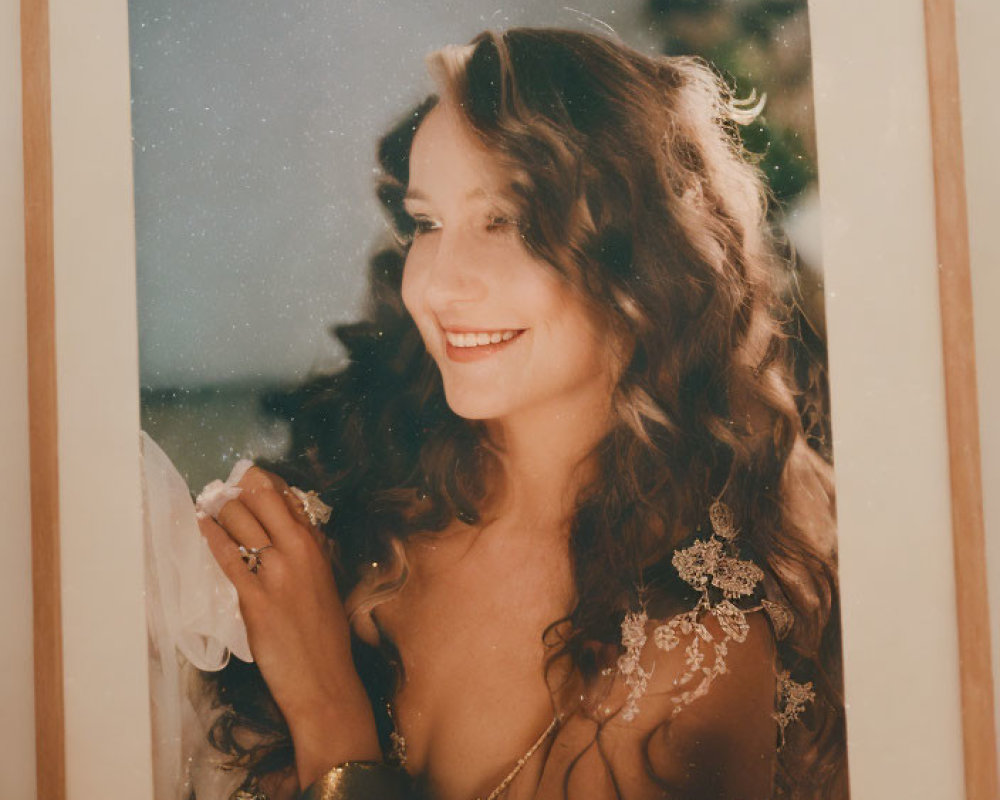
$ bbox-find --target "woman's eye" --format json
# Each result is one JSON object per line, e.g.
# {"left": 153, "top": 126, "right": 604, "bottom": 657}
{"left": 411, "top": 216, "right": 441, "bottom": 236}
{"left": 485, "top": 215, "right": 521, "bottom": 234}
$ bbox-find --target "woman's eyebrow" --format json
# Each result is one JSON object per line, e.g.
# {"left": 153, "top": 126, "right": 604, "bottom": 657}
{"left": 403, "top": 187, "right": 495, "bottom": 204}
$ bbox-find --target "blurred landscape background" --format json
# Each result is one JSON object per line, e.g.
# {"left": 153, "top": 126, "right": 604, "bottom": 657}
{"left": 130, "top": 0, "right": 824, "bottom": 489}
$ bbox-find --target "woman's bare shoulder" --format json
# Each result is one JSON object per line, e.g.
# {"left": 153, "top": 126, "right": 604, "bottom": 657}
{"left": 540, "top": 609, "right": 779, "bottom": 800}
{"left": 624, "top": 605, "right": 776, "bottom": 719}
{"left": 618, "top": 609, "right": 778, "bottom": 786}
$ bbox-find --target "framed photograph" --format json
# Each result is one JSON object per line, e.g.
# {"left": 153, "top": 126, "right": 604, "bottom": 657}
{"left": 12, "top": 0, "right": 996, "bottom": 798}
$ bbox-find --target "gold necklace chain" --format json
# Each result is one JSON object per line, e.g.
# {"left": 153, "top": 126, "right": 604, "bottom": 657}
{"left": 476, "top": 716, "right": 559, "bottom": 800}
{"left": 387, "top": 702, "right": 558, "bottom": 800}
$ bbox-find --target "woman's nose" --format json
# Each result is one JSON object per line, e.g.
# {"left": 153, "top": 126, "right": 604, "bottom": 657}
{"left": 422, "top": 231, "right": 488, "bottom": 308}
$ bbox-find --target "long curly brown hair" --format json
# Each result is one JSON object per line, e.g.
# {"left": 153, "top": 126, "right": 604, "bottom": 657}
{"left": 204, "top": 27, "right": 846, "bottom": 800}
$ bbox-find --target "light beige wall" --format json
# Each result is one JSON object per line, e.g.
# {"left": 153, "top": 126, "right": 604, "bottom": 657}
{"left": 0, "top": 0, "right": 37, "bottom": 797}
{"left": 48, "top": 0, "right": 152, "bottom": 797}
{"left": 809, "top": 1, "right": 965, "bottom": 798}
{"left": 955, "top": 0, "right": 1000, "bottom": 749}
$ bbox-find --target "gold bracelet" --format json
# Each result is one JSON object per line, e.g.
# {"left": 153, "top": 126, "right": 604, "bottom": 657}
{"left": 298, "top": 761, "right": 410, "bottom": 800}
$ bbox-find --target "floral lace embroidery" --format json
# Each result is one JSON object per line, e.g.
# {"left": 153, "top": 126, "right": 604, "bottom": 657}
{"left": 761, "top": 598, "right": 795, "bottom": 641}
{"left": 618, "top": 609, "right": 653, "bottom": 721}
{"left": 618, "top": 500, "right": 811, "bottom": 733}
{"left": 774, "top": 670, "right": 815, "bottom": 745}
{"left": 385, "top": 700, "right": 408, "bottom": 766}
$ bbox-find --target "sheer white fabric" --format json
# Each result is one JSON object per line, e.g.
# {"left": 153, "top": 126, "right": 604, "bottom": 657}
{"left": 142, "top": 432, "right": 253, "bottom": 799}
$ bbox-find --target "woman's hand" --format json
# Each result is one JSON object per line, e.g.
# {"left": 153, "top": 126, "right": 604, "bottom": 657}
{"left": 198, "top": 466, "right": 382, "bottom": 787}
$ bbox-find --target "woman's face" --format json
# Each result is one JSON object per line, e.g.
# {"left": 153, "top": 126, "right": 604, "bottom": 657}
{"left": 401, "top": 102, "right": 617, "bottom": 424}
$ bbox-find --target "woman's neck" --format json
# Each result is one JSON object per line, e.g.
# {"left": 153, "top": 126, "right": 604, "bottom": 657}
{"left": 484, "top": 390, "right": 615, "bottom": 535}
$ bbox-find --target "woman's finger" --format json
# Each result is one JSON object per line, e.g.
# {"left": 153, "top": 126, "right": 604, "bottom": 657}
{"left": 216, "top": 495, "right": 277, "bottom": 554}
{"left": 216, "top": 497, "right": 272, "bottom": 549}
{"left": 198, "top": 514, "right": 261, "bottom": 595}
{"left": 238, "top": 467, "right": 319, "bottom": 551}
{"left": 268, "top": 474, "right": 317, "bottom": 529}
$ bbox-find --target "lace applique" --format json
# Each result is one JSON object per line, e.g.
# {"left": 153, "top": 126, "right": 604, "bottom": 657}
{"left": 617, "top": 499, "right": 810, "bottom": 731}
{"left": 762, "top": 598, "right": 795, "bottom": 641}
{"left": 618, "top": 609, "right": 653, "bottom": 721}
{"left": 385, "top": 700, "right": 408, "bottom": 766}
{"left": 774, "top": 670, "right": 815, "bottom": 745}
{"left": 388, "top": 729, "right": 407, "bottom": 766}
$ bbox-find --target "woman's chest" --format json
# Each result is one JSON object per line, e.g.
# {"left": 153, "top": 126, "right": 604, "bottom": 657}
{"left": 370, "top": 533, "right": 575, "bottom": 799}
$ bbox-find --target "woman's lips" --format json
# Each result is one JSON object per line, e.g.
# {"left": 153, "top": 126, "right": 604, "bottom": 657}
{"left": 443, "top": 329, "right": 526, "bottom": 362}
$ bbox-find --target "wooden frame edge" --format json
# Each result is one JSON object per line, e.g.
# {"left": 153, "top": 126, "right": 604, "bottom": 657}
{"left": 924, "top": 1, "right": 999, "bottom": 798}
{"left": 21, "top": 0, "right": 65, "bottom": 798}
{"left": 17, "top": 2, "right": 993, "bottom": 797}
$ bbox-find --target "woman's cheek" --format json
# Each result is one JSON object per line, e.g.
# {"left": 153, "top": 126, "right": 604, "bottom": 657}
{"left": 401, "top": 253, "right": 434, "bottom": 349}
{"left": 400, "top": 253, "right": 421, "bottom": 320}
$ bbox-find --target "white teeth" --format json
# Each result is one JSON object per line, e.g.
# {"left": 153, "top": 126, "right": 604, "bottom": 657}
{"left": 445, "top": 329, "right": 522, "bottom": 348}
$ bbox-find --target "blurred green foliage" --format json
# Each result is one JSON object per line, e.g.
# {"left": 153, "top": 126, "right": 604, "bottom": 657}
{"left": 646, "top": 0, "right": 816, "bottom": 206}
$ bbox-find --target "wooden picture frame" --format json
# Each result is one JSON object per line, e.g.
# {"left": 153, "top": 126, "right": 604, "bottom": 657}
{"left": 16, "top": 0, "right": 996, "bottom": 798}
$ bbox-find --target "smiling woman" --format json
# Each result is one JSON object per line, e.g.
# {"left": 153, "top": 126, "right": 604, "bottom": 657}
{"left": 401, "top": 101, "right": 619, "bottom": 427}
{"left": 182, "top": 27, "right": 847, "bottom": 800}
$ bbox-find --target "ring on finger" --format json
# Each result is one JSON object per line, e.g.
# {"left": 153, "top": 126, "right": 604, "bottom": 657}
{"left": 289, "top": 486, "right": 333, "bottom": 528}
{"left": 238, "top": 543, "right": 274, "bottom": 574}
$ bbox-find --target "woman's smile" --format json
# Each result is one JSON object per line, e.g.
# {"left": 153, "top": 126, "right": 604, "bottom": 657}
{"left": 443, "top": 328, "right": 527, "bottom": 362}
